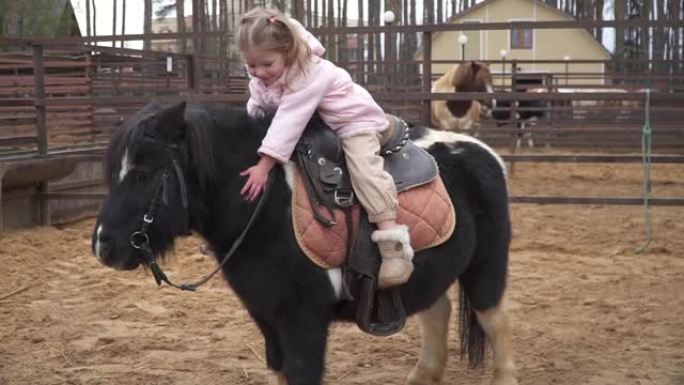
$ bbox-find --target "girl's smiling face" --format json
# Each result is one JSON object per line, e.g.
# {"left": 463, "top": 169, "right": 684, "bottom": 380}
{"left": 243, "top": 49, "right": 287, "bottom": 86}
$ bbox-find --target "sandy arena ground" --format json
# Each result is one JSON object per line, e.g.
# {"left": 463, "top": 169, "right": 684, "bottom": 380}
{"left": 1, "top": 157, "right": 683, "bottom": 385}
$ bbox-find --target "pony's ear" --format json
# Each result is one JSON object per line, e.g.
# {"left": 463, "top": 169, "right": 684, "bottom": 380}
{"left": 156, "top": 101, "right": 187, "bottom": 141}
{"left": 470, "top": 61, "right": 480, "bottom": 73}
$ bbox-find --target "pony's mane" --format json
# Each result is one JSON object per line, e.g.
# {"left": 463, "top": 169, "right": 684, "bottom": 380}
{"left": 104, "top": 102, "right": 251, "bottom": 185}
{"left": 103, "top": 102, "right": 160, "bottom": 182}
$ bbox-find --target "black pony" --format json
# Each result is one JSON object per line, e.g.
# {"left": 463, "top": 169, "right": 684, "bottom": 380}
{"left": 92, "top": 101, "right": 518, "bottom": 385}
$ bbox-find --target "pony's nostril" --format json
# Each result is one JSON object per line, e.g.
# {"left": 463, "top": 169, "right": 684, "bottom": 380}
{"left": 99, "top": 232, "right": 112, "bottom": 244}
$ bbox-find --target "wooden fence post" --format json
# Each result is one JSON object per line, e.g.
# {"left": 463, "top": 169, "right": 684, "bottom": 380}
{"left": 32, "top": 44, "right": 50, "bottom": 226}
{"left": 33, "top": 45, "right": 47, "bottom": 156}
{"left": 186, "top": 54, "right": 196, "bottom": 91}
{"left": 422, "top": 1, "right": 434, "bottom": 126}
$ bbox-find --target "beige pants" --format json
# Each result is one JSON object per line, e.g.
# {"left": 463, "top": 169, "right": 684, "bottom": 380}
{"left": 340, "top": 131, "right": 398, "bottom": 223}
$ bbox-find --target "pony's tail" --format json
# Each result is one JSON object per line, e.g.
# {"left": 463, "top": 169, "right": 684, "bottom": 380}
{"left": 458, "top": 282, "right": 487, "bottom": 367}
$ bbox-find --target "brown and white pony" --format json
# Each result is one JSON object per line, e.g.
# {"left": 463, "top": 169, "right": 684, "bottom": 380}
{"left": 431, "top": 61, "right": 496, "bottom": 131}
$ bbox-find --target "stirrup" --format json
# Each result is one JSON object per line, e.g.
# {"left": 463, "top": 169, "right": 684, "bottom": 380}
{"left": 356, "top": 275, "right": 406, "bottom": 336}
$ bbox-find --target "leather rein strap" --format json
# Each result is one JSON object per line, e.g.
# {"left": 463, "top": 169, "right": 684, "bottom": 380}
{"left": 129, "top": 145, "right": 274, "bottom": 291}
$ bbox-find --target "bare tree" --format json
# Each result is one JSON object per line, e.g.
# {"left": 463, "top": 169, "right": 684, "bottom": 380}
{"left": 112, "top": 0, "right": 118, "bottom": 47}
{"left": 91, "top": 0, "right": 97, "bottom": 38}
{"left": 121, "top": 0, "right": 126, "bottom": 48}
{"left": 177, "top": 0, "right": 187, "bottom": 54}
{"left": 143, "top": 0, "right": 152, "bottom": 52}
{"left": 614, "top": 0, "right": 626, "bottom": 71}
{"left": 671, "top": 0, "right": 681, "bottom": 72}
{"left": 642, "top": 0, "right": 651, "bottom": 70}
{"left": 5, "top": 0, "right": 19, "bottom": 36}
{"left": 292, "top": 0, "right": 304, "bottom": 21}
{"left": 86, "top": 0, "right": 91, "bottom": 41}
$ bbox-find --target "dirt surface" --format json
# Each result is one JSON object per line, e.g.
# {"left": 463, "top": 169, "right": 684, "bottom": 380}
{"left": 1, "top": 156, "right": 683, "bottom": 385}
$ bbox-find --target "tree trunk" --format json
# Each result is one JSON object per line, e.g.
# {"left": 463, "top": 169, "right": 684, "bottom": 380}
{"left": 642, "top": 0, "right": 651, "bottom": 73}
{"left": 614, "top": 0, "right": 626, "bottom": 74}
{"left": 85, "top": 0, "right": 91, "bottom": 42}
{"left": 594, "top": 0, "right": 604, "bottom": 44}
{"left": 143, "top": 0, "right": 152, "bottom": 52}
{"left": 112, "top": 0, "right": 117, "bottom": 47}
{"left": 213, "top": 0, "right": 218, "bottom": 31}
{"left": 220, "top": 0, "right": 227, "bottom": 59}
{"left": 91, "top": 0, "right": 97, "bottom": 38}
{"left": 120, "top": 0, "right": 126, "bottom": 48}
{"left": 293, "top": 0, "right": 304, "bottom": 22}
{"left": 5, "top": 0, "right": 19, "bottom": 37}
{"left": 671, "top": 0, "right": 681, "bottom": 73}
{"left": 437, "top": 0, "right": 442, "bottom": 23}
{"left": 367, "top": 0, "right": 376, "bottom": 79}
{"left": 313, "top": 0, "right": 318, "bottom": 27}
{"left": 177, "top": 0, "right": 187, "bottom": 54}
{"left": 327, "top": 0, "right": 334, "bottom": 26}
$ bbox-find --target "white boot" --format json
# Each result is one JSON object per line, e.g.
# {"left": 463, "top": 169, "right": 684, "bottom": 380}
{"left": 371, "top": 225, "right": 414, "bottom": 289}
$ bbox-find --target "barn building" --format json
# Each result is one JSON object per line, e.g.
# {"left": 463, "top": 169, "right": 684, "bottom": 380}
{"left": 417, "top": 0, "right": 612, "bottom": 87}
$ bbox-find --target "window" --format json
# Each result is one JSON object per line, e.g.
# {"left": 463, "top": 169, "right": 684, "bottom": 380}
{"left": 511, "top": 29, "right": 533, "bottom": 49}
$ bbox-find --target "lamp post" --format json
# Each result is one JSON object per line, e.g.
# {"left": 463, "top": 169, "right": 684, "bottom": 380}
{"left": 500, "top": 49, "right": 508, "bottom": 88}
{"left": 458, "top": 33, "right": 468, "bottom": 61}
{"left": 383, "top": 10, "right": 396, "bottom": 89}
{"left": 564, "top": 55, "right": 571, "bottom": 85}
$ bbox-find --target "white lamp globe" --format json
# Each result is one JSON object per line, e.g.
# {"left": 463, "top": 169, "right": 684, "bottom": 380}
{"left": 458, "top": 34, "right": 469, "bottom": 46}
{"left": 383, "top": 11, "right": 396, "bottom": 24}
{"left": 564, "top": 55, "right": 571, "bottom": 61}
{"left": 500, "top": 49, "right": 508, "bottom": 58}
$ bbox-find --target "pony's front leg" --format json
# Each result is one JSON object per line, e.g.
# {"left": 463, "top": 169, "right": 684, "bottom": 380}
{"left": 476, "top": 302, "right": 518, "bottom": 385}
{"left": 407, "top": 294, "right": 451, "bottom": 385}
{"left": 253, "top": 316, "right": 287, "bottom": 383}
{"left": 275, "top": 308, "right": 330, "bottom": 385}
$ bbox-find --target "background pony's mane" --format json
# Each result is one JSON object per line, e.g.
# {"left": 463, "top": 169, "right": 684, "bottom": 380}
{"left": 451, "top": 61, "right": 490, "bottom": 91}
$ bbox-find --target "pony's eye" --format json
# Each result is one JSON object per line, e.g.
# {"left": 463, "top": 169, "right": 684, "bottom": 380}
{"left": 134, "top": 168, "right": 153, "bottom": 182}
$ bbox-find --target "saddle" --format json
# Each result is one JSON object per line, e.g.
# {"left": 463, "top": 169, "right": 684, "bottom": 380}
{"left": 292, "top": 114, "right": 455, "bottom": 336}
{"left": 294, "top": 114, "right": 438, "bottom": 225}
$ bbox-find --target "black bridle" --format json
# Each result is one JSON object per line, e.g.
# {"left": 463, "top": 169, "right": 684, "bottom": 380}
{"left": 128, "top": 140, "right": 274, "bottom": 291}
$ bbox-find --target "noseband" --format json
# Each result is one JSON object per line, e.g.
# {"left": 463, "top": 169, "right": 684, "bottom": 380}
{"left": 128, "top": 139, "right": 273, "bottom": 291}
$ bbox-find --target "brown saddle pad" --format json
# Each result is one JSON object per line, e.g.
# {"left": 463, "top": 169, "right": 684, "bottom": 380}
{"left": 292, "top": 168, "right": 456, "bottom": 269}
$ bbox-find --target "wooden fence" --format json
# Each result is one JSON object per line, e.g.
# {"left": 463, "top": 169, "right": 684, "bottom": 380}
{"left": 0, "top": 18, "right": 683, "bottom": 230}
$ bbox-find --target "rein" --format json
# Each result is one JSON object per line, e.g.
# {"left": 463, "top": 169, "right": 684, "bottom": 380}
{"left": 129, "top": 142, "right": 274, "bottom": 291}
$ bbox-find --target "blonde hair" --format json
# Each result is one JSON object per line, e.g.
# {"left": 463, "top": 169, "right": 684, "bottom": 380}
{"left": 237, "top": 8, "right": 312, "bottom": 88}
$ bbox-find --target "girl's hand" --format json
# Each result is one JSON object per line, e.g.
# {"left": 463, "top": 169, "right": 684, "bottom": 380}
{"left": 240, "top": 156, "right": 277, "bottom": 201}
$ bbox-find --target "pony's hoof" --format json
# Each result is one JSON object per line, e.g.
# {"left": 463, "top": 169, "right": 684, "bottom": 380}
{"left": 407, "top": 366, "right": 442, "bottom": 385}
{"left": 491, "top": 375, "right": 518, "bottom": 385}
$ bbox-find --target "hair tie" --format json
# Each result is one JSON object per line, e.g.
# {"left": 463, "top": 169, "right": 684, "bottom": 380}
{"left": 268, "top": 16, "right": 277, "bottom": 23}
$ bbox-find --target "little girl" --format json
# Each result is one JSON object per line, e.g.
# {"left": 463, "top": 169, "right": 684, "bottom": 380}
{"left": 237, "top": 7, "right": 413, "bottom": 289}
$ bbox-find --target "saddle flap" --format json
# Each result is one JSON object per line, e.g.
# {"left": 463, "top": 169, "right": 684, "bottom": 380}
{"left": 384, "top": 141, "right": 438, "bottom": 192}
{"left": 381, "top": 114, "right": 438, "bottom": 192}
{"left": 318, "top": 160, "right": 344, "bottom": 185}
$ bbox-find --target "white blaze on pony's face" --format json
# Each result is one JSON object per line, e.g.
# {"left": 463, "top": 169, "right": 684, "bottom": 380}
{"left": 118, "top": 149, "right": 132, "bottom": 183}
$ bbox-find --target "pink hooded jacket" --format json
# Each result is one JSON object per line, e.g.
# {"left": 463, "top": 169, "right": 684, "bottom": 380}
{"left": 246, "top": 19, "right": 387, "bottom": 164}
